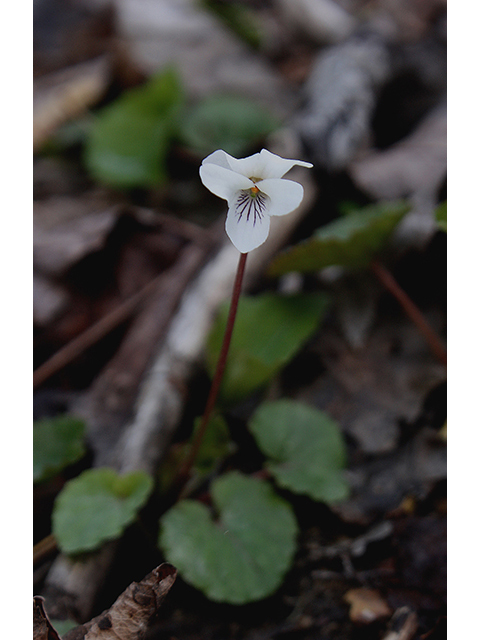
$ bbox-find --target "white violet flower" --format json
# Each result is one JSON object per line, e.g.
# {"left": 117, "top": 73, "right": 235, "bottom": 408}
{"left": 199, "top": 149, "right": 313, "bottom": 253}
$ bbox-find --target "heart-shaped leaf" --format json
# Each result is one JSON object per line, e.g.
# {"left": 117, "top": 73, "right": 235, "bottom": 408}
{"left": 249, "top": 400, "right": 349, "bottom": 503}
{"left": 159, "top": 472, "right": 298, "bottom": 604}
{"left": 181, "top": 94, "right": 278, "bottom": 157}
{"left": 268, "top": 201, "right": 410, "bottom": 276}
{"left": 206, "top": 293, "right": 329, "bottom": 403}
{"left": 53, "top": 468, "right": 153, "bottom": 554}
{"left": 34, "top": 415, "right": 86, "bottom": 483}
{"left": 84, "top": 68, "right": 183, "bottom": 188}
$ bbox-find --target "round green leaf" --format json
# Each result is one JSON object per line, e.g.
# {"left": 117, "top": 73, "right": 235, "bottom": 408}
{"left": 206, "top": 293, "right": 329, "bottom": 403}
{"left": 181, "top": 95, "right": 278, "bottom": 157}
{"left": 159, "top": 472, "right": 298, "bottom": 604}
{"left": 84, "top": 68, "right": 183, "bottom": 188}
{"left": 268, "top": 201, "right": 410, "bottom": 276}
{"left": 53, "top": 468, "right": 153, "bottom": 554}
{"left": 33, "top": 415, "right": 86, "bottom": 483}
{"left": 249, "top": 400, "right": 349, "bottom": 503}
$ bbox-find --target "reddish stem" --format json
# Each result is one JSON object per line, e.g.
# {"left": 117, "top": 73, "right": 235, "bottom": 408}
{"left": 371, "top": 260, "right": 447, "bottom": 366}
{"left": 177, "top": 252, "right": 248, "bottom": 485}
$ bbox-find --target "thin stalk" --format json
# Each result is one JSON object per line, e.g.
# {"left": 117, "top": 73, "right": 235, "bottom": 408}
{"left": 33, "top": 533, "right": 57, "bottom": 567}
{"left": 178, "top": 252, "right": 248, "bottom": 485}
{"left": 371, "top": 260, "right": 447, "bottom": 366}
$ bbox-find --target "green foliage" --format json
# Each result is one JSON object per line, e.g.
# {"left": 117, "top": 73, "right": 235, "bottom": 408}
{"left": 50, "top": 619, "right": 77, "bottom": 636}
{"left": 84, "top": 68, "right": 183, "bottom": 188}
{"left": 268, "top": 201, "right": 411, "bottom": 277}
{"left": 33, "top": 415, "right": 86, "bottom": 483}
{"left": 53, "top": 468, "right": 153, "bottom": 554}
{"left": 249, "top": 400, "right": 349, "bottom": 503}
{"left": 181, "top": 95, "right": 278, "bottom": 158}
{"left": 201, "top": 1, "right": 262, "bottom": 48}
{"left": 435, "top": 201, "right": 447, "bottom": 232}
{"left": 191, "top": 414, "right": 235, "bottom": 475}
{"left": 158, "top": 415, "right": 235, "bottom": 493}
{"left": 159, "top": 472, "right": 298, "bottom": 604}
{"left": 206, "top": 293, "right": 330, "bottom": 403}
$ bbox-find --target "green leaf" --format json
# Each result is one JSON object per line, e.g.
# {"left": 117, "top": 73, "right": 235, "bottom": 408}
{"left": 181, "top": 95, "right": 278, "bottom": 158}
{"left": 192, "top": 414, "right": 235, "bottom": 475}
{"left": 249, "top": 400, "right": 349, "bottom": 503}
{"left": 206, "top": 293, "right": 330, "bottom": 403}
{"left": 201, "top": 1, "right": 261, "bottom": 48}
{"left": 159, "top": 472, "right": 298, "bottom": 604}
{"left": 268, "top": 201, "right": 411, "bottom": 277}
{"left": 435, "top": 201, "right": 447, "bottom": 232}
{"left": 84, "top": 68, "right": 183, "bottom": 188}
{"left": 49, "top": 619, "right": 77, "bottom": 636}
{"left": 33, "top": 415, "right": 86, "bottom": 483}
{"left": 158, "top": 415, "right": 235, "bottom": 494}
{"left": 53, "top": 468, "right": 153, "bottom": 554}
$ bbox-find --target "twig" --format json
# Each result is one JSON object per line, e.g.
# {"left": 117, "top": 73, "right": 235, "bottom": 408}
{"left": 33, "top": 273, "right": 165, "bottom": 389}
{"left": 177, "top": 252, "right": 247, "bottom": 488}
{"left": 33, "top": 216, "right": 212, "bottom": 390}
{"left": 371, "top": 260, "right": 447, "bottom": 366}
{"left": 34, "top": 534, "right": 58, "bottom": 567}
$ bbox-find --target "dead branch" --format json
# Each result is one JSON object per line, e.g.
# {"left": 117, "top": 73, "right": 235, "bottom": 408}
{"left": 295, "top": 30, "right": 391, "bottom": 170}
{"left": 80, "top": 234, "right": 218, "bottom": 468}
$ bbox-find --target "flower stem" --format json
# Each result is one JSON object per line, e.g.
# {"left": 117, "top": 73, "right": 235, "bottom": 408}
{"left": 177, "top": 252, "right": 248, "bottom": 486}
{"left": 371, "top": 260, "right": 447, "bottom": 366}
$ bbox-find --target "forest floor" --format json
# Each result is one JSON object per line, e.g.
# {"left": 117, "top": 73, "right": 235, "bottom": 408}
{"left": 33, "top": 2, "right": 447, "bottom": 639}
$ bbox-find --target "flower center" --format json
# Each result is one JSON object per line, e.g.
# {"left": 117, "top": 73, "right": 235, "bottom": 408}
{"left": 235, "top": 188, "right": 268, "bottom": 226}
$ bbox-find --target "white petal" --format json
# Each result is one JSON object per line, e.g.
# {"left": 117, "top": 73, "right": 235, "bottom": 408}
{"left": 250, "top": 149, "right": 312, "bottom": 179}
{"left": 225, "top": 199, "right": 271, "bottom": 253}
{"left": 256, "top": 178, "right": 305, "bottom": 216}
{"left": 224, "top": 152, "right": 263, "bottom": 179}
{"left": 199, "top": 163, "right": 253, "bottom": 201}
{"left": 202, "top": 149, "right": 265, "bottom": 179}
{"left": 201, "top": 149, "right": 236, "bottom": 170}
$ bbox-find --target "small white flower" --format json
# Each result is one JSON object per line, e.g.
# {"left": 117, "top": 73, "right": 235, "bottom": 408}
{"left": 199, "top": 149, "right": 313, "bottom": 253}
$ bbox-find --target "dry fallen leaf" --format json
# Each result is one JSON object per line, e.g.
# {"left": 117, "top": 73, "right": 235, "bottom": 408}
{"left": 350, "top": 104, "right": 446, "bottom": 202}
{"left": 350, "top": 104, "right": 446, "bottom": 250}
{"left": 344, "top": 588, "right": 391, "bottom": 624}
{"left": 63, "top": 563, "right": 176, "bottom": 640}
{"left": 33, "top": 197, "right": 119, "bottom": 277}
{"left": 33, "top": 273, "right": 70, "bottom": 327}
{"left": 298, "top": 319, "right": 446, "bottom": 455}
{"left": 33, "top": 596, "right": 62, "bottom": 640}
